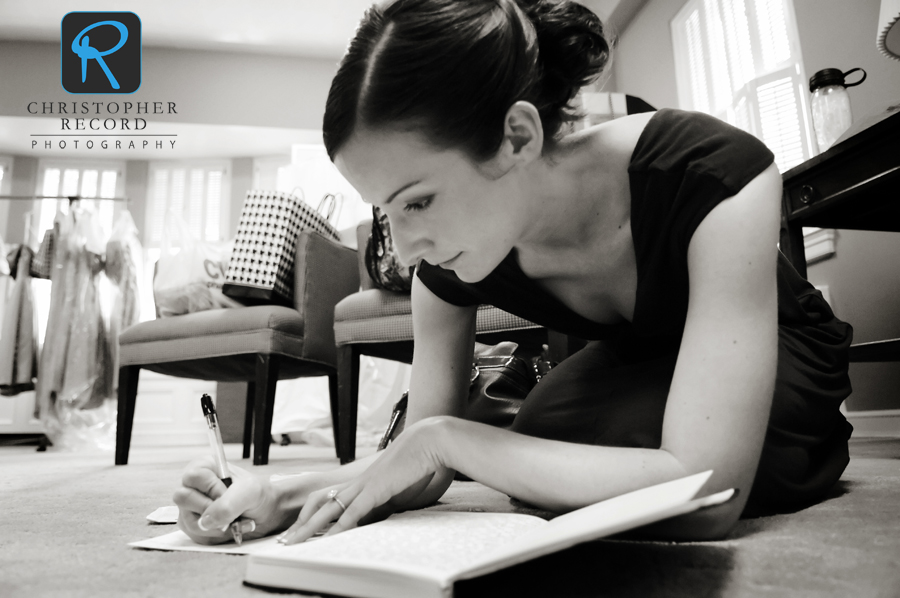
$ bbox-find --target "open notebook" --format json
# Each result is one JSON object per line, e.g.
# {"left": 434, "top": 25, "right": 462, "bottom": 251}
{"left": 130, "top": 471, "right": 734, "bottom": 598}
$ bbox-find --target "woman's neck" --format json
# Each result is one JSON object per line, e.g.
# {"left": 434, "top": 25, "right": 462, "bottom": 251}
{"left": 512, "top": 123, "right": 635, "bottom": 278}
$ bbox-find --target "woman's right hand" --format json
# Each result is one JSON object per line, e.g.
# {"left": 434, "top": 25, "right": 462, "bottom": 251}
{"left": 172, "top": 457, "right": 314, "bottom": 545}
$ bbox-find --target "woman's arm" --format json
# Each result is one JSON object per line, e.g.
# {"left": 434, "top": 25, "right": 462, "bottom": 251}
{"left": 393, "top": 274, "right": 478, "bottom": 506}
{"left": 314, "top": 276, "right": 477, "bottom": 503}
{"left": 438, "top": 162, "right": 783, "bottom": 535}
{"left": 282, "top": 164, "right": 782, "bottom": 543}
{"left": 175, "top": 276, "right": 477, "bottom": 543}
{"left": 322, "top": 164, "right": 779, "bottom": 540}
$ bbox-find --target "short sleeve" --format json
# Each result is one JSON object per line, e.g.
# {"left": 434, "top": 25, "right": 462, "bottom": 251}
{"left": 415, "top": 260, "right": 483, "bottom": 307}
{"left": 629, "top": 109, "right": 775, "bottom": 255}
{"left": 627, "top": 109, "right": 775, "bottom": 338}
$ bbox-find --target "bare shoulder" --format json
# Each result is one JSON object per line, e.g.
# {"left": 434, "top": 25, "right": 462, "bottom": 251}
{"left": 580, "top": 111, "right": 658, "bottom": 158}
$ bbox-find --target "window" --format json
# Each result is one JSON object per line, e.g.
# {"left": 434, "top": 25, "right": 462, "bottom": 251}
{"left": 254, "top": 146, "right": 371, "bottom": 233}
{"left": 141, "top": 160, "right": 231, "bottom": 321}
{"left": 145, "top": 161, "right": 230, "bottom": 247}
{"left": 671, "top": 0, "right": 814, "bottom": 172}
{"left": 36, "top": 160, "right": 124, "bottom": 241}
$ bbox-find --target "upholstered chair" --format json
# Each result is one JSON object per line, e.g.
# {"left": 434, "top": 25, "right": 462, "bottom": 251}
{"left": 115, "top": 230, "right": 359, "bottom": 466}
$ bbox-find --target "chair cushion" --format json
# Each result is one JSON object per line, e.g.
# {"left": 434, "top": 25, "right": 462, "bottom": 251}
{"left": 120, "top": 306, "right": 303, "bottom": 344}
{"left": 334, "top": 289, "right": 540, "bottom": 345}
{"left": 118, "top": 306, "right": 333, "bottom": 379}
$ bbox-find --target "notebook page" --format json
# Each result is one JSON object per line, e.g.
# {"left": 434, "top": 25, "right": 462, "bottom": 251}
{"left": 459, "top": 471, "right": 719, "bottom": 580}
{"left": 252, "top": 511, "right": 546, "bottom": 581}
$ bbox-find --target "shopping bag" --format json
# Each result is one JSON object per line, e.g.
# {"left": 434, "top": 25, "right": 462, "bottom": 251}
{"left": 153, "top": 210, "right": 242, "bottom": 317}
{"left": 223, "top": 190, "right": 341, "bottom": 306}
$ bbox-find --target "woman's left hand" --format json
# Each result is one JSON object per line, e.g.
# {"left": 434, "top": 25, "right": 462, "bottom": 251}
{"left": 278, "top": 417, "right": 450, "bottom": 545}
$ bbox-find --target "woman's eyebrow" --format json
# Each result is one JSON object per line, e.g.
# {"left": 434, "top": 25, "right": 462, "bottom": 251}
{"left": 384, "top": 180, "right": 421, "bottom": 204}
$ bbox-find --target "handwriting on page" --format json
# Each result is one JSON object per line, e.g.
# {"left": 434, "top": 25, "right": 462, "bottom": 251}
{"left": 277, "top": 511, "right": 544, "bottom": 574}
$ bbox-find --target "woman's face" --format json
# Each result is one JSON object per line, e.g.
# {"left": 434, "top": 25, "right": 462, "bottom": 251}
{"left": 335, "top": 127, "right": 524, "bottom": 283}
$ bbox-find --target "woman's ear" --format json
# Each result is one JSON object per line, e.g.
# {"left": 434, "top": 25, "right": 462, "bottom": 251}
{"left": 481, "top": 101, "right": 544, "bottom": 179}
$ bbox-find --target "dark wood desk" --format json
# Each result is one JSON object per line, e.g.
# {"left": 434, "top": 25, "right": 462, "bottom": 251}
{"left": 780, "top": 108, "right": 900, "bottom": 362}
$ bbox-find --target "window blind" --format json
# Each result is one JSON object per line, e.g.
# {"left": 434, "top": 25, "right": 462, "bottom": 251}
{"left": 146, "top": 163, "right": 228, "bottom": 245}
{"left": 672, "top": 0, "right": 813, "bottom": 172}
{"left": 37, "top": 164, "right": 121, "bottom": 237}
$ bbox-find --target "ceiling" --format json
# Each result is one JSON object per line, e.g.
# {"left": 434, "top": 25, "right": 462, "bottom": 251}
{"left": 0, "top": 0, "right": 626, "bottom": 58}
{"left": 0, "top": 0, "right": 634, "bottom": 160}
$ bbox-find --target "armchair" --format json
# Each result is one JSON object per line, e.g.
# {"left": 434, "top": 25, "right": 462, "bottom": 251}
{"left": 115, "top": 230, "right": 359, "bottom": 466}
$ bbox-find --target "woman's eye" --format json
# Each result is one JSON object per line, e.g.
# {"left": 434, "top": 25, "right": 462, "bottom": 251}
{"left": 403, "top": 196, "right": 433, "bottom": 212}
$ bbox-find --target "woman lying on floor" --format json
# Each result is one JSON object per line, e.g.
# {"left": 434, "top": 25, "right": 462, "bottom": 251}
{"left": 174, "top": 0, "right": 853, "bottom": 544}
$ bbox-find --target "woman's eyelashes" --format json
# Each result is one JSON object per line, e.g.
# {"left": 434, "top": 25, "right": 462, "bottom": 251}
{"left": 403, "top": 195, "right": 434, "bottom": 212}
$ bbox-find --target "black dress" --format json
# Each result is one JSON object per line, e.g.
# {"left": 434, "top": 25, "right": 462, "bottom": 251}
{"left": 416, "top": 109, "right": 853, "bottom": 513}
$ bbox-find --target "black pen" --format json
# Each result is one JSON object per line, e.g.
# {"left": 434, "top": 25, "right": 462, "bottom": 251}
{"left": 200, "top": 394, "right": 251, "bottom": 545}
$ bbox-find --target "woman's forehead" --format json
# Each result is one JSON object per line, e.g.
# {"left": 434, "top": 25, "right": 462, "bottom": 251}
{"left": 335, "top": 128, "right": 464, "bottom": 203}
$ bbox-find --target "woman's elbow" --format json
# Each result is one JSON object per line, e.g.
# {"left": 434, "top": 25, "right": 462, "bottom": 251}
{"left": 633, "top": 496, "right": 743, "bottom": 541}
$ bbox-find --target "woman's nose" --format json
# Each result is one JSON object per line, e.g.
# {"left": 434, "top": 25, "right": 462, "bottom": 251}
{"left": 388, "top": 218, "right": 431, "bottom": 267}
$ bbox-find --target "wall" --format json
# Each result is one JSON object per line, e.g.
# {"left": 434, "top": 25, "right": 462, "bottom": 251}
{"left": 124, "top": 160, "right": 149, "bottom": 237}
{"left": 5, "top": 157, "right": 39, "bottom": 245}
{"left": 229, "top": 157, "right": 254, "bottom": 237}
{"left": 612, "top": 0, "right": 900, "bottom": 412}
{"left": 0, "top": 39, "right": 337, "bottom": 243}
{"left": 0, "top": 41, "right": 338, "bottom": 130}
{"left": 610, "top": 0, "right": 682, "bottom": 108}
{"left": 792, "top": 0, "right": 900, "bottom": 412}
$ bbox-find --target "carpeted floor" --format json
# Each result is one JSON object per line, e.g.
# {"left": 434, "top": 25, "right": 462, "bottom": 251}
{"left": 1, "top": 437, "right": 898, "bottom": 598}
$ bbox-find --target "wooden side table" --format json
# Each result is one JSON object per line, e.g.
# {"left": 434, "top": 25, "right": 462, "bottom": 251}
{"left": 780, "top": 109, "right": 900, "bottom": 362}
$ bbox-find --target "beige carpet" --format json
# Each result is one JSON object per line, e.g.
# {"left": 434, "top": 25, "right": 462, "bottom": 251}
{"left": 1, "top": 438, "right": 898, "bottom": 598}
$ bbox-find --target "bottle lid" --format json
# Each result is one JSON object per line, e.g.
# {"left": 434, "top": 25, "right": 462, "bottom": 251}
{"left": 809, "top": 68, "right": 845, "bottom": 92}
{"left": 809, "top": 67, "right": 867, "bottom": 92}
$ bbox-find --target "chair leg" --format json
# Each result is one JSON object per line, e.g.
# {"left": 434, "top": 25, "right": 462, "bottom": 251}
{"left": 327, "top": 371, "right": 340, "bottom": 459}
{"left": 115, "top": 365, "right": 141, "bottom": 465}
{"left": 243, "top": 382, "right": 255, "bottom": 460}
{"left": 253, "top": 354, "right": 279, "bottom": 465}
{"left": 337, "top": 345, "right": 360, "bottom": 464}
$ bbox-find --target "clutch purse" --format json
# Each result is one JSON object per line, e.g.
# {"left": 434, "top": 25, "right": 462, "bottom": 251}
{"left": 378, "top": 342, "right": 554, "bottom": 451}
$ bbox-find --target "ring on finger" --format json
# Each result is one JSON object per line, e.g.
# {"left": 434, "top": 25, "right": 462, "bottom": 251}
{"left": 327, "top": 488, "right": 347, "bottom": 512}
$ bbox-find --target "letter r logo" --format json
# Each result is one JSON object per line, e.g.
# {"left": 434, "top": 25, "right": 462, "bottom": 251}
{"left": 61, "top": 12, "right": 141, "bottom": 94}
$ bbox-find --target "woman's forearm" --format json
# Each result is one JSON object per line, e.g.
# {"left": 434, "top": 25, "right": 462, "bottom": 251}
{"left": 436, "top": 417, "right": 688, "bottom": 513}
{"left": 276, "top": 447, "right": 453, "bottom": 515}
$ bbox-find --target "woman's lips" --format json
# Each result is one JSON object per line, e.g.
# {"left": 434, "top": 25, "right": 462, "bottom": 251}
{"left": 438, "top": 253, "right": 462, "bottom": 268}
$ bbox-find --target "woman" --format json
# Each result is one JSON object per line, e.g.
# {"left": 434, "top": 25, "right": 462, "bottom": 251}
{"left": 174, "top": 0, "right": 852, "bottom": 544}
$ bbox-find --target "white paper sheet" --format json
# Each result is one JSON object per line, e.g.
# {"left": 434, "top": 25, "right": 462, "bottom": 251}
{"left": 129, "top": 530, "right": 281, "bottom": 555}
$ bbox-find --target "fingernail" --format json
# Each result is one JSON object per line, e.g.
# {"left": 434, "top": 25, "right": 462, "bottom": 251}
{"left": 241, "top": 519, "right": 257, "bottom": 534}
{"left": 197, "top": 516, "right": 213, "bottom": 531}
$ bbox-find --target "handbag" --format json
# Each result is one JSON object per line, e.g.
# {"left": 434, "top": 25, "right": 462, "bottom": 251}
{"left": 377, "top": 342, "right": 555, "bottom": 451}
{"left": 223, "top": 190, "right": 341, "bottom": 306}
{"left": 365, "top": 205, "right": 414, "bottom": 292}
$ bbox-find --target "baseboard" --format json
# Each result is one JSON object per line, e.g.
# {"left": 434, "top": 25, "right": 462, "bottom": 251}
{"left": 846, "top": 409, "right": 900, "bottom": 438}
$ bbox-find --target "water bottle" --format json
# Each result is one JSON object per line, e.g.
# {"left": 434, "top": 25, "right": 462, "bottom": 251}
{"left": 809, "top": 68, "right": 866, "bottom": 152}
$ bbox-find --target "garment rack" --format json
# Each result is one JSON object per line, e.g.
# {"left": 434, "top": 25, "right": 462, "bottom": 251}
{"left": 0, "top": 194, "right": 128, "bottom": 452}
{"left": 0, "top": 195, "right": 129, "bottom": 204}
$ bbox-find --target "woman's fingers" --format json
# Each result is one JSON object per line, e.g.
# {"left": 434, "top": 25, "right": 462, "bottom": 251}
{"left": 182, "top": 460, "right": 229, "bottom": 500}
{"left": 281, "top": 485, "right": 356, "bottom": 545}
{"left": 328, "top": 474, "right": 429, "bottom": 537}
{"left": 297, "top": 483, "right": 347, "bottom": 526}
{"left": 197, "top": 478, "right": 262, "bottom": 533}
{"left": 172, "top": 486, "right": 214, "bottom": 515}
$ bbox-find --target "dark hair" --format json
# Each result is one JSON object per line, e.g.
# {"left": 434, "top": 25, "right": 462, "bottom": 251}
{"left": 323, "top": 0, "right": 611, "bottom": 162}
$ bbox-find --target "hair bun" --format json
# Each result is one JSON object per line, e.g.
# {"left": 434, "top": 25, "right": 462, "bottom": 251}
{"left": 517, "top": 0, "right": 612, "bottom": 112}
